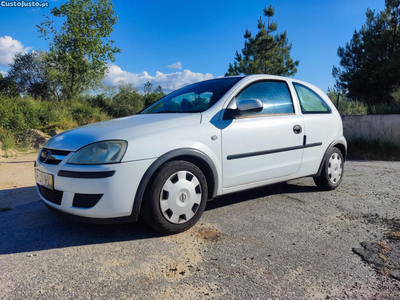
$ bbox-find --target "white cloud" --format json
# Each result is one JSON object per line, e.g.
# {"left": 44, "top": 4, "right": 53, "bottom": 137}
{"left": 0, "top": 36, "right": 32, "bottom": 67}
{"left": 167, "top": 61, "right": 182, "bottom": 70}
{"left": 0, "top": 70, "right": 8, "bottom": 77}
{"left": 105, "top": 64, "right": 213, "bottom": 92}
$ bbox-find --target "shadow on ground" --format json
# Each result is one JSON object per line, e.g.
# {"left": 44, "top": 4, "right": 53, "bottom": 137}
{"left": 0, "top": 182, "right": 319, "bottom": 255}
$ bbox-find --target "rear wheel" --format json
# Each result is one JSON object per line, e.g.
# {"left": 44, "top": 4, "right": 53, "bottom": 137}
{"left": 141, "top": 160, "right": 208, "bottom": 234}
{"left": 314, "top": 147, "right": 344, "bottom": 190}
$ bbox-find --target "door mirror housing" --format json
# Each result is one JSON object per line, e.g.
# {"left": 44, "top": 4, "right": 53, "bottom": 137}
{"left": 223, "top": 98, "right": 264, "bottom": 120}
{"left": 237, "top": 99, "right": 263, "bottom": 114}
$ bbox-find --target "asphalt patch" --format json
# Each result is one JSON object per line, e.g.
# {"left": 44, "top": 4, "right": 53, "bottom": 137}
{"left": 353, "top": 215, "right": 400, "bottom": 281}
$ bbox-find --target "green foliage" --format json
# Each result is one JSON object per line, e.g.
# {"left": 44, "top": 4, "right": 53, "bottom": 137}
{"left": 0, "top": 94, "right": 109, "bottom": 133}
{"left": 37, "top": 0, "right": 121, "bottom": 99}
{"left": 369, "top": 103, "right": 400, "bottom": 114}
{"left": 0, "top": 131, "right": 15, "bottom": 152}
{"left": 333, "top": 0, "right": 400, "bottom": 105}
{"left": 327, "top": 90, "right": 368, "bottom": 115}
{"left": 347, "top": 136, "right": 400, "bottom": 161}
{"left": 0, "top": 73, "right": 19, "bottom": 98}
{"left": 226, "top": 5, "right": 299, "bottom": 76}
{"left": 7, "top": 52, "right": 58, "bottom": 100}
{"left": 143, "top": 81, "right": 166, "bottom": 107}
{"left": 110, "top": 82, "right": 143, "bottom": 117}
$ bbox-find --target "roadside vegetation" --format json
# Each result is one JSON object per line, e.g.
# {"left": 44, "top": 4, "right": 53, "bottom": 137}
{"left": 0, "top": 0, "right": 164, "bottom": 155}
{"left": 347, "top": 136, "right": 400, "bottom": 161}
{"left": 0, "top": 82, "right": 165, "bottom": 154}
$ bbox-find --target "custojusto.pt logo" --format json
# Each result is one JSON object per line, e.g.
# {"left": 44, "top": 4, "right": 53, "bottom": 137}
{"left": 1, "top": 0, "right": 49, "bottom": 8}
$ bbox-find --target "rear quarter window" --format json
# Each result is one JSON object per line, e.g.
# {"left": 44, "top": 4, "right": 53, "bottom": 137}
{"left": 293, "top": 82, "right": 331, "bottom": 114}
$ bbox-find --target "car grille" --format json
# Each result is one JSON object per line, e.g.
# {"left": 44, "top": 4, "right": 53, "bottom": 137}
{"left": 39, "top": 148, "right": 71, "bottom": 165}
{"left": 38, "top": 184, "right": 63, "bottom": 205}
{"left": 73, "top": 193, "right": 103, "bottom": 208}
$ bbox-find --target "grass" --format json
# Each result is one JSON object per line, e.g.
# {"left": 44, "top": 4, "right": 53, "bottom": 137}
{"left": 347, "top": 136, "right": 400, "bottom": 161}
{"left": 0, "top": 131, "right": 15, "bottom": 156}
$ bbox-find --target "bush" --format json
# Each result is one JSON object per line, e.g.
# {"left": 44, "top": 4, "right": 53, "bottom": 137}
{"left": 0, "top": 95, "right": 110, "bottom": 131}
{"left": 368, "top": 103, "right": 400, "bottom": 114}
{"left": 0, "top": 130, "right": 15, "bottom": 152}
{"left": 337, "top": 100, "right": 368, "bottom": 115}
{"left": 327, "top": 91, "right": 368, "bottom": 115}
{"left": 0, "top": 96, "right": 40, "bottom": 131}
{"left": 69, "top": 100, "right": 109, "bottom": 125}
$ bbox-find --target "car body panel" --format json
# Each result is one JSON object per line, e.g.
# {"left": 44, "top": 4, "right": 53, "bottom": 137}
{"left": 37, "top": 75, "right": 346, "bottom": 221}
{"left": 44, "top": 113, "right": 202, "bottom": 152}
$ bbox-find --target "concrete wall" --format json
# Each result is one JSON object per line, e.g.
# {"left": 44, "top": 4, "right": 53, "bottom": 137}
{"left": 342, "top": 115, "right": 400, "bottom": 146}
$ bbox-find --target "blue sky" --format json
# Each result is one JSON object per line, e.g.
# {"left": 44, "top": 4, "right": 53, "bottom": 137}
{"left": 0, "top": 0, "right": 385, "bottom": 92}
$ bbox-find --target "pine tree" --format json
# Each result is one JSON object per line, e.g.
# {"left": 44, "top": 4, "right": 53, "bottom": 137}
{"left": 333, "top": 0, "right": 400, "bottom": 105}
{"left": 226, "top": 5, "right": 299, "bottom": 76}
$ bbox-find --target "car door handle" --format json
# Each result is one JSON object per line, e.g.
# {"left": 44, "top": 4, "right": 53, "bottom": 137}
{"left": 293, "top": 125, "right": 302, "bottom": 134}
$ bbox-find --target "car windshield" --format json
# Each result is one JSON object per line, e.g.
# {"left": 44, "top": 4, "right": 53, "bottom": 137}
{"left": 140, "top": 77, "right": 242, "bottom": 114}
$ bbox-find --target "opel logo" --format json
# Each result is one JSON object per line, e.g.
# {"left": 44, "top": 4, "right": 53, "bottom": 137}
{"left": 41, "top": 149, "right": 52, "bottom": 163}
{"left": 179, "top": 193, "right": 187, "bottom": 203}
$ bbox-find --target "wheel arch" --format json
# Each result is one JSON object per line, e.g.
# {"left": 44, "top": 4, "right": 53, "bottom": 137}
{"left": 131, "top": 148, "right": 219, "bottom": 218}
{"left": 315, "top": 139, "right": 347, "bottom": 177}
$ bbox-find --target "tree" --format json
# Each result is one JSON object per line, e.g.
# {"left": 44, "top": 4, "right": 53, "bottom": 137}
{"left": 111, "top": 82, "right": 143, "bottom": 117}
{"left": 37, "top": 0, "right": 121, "bottom": 99}
{"left": 6, "top": 51, "right": 59, "bottom": 100}
{"left": 143, "top": 81, "right": 166, "bottom": 107}
{"left": 333, "top": 0, "right": 400, "bottom": 105}
{"left": 0, "top": 73, "right": 19, "bottom": 97}
{"left": 226, "top": 5, "right": 299, "bottom": 76}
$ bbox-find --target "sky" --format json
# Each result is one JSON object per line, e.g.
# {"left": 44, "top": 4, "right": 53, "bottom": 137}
{"left": 0, "top": 0, "right": 385, "bottom": 92}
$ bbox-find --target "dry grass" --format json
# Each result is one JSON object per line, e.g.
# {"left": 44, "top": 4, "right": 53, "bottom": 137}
{"left": 379, "top": 253, "right": 388, "bottom": 263}
{"left": 347, "top": 136, "right": 400, "bottom": 161}
{"left": 381, "top": 268, "right": 390, "bottom": 276}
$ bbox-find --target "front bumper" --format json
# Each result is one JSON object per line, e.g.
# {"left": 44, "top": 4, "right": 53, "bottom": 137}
{"left": 35, "top": 155, "right": 156, "bottom": 220}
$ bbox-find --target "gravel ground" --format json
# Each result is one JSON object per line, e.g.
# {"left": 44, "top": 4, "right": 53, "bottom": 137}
{"left": 0, "top": 155, "right": 399, "bottom": 299}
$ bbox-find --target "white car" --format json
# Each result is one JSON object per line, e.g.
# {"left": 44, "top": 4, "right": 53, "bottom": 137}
{"left": 35, "top": 75, "right": 346, "bottom": 234}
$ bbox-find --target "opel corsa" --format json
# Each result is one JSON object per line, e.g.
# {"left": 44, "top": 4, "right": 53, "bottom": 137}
{"left": 35, "top": 75, "right": 346, "bottom": 234}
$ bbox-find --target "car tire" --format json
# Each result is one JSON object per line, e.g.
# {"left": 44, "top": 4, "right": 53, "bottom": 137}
{"left": 141, "top": 160, "right": 208, "bottom": 234}
{"left": 313, "top": 147, "right": 344, "bottom": 191}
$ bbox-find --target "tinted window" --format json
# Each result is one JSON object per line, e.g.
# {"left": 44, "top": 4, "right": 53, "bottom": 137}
{"left": 293, "top": 83, "right": 331, "bottom": 114}
{"left": 236, "top": 81, "right": 294, "bottom": 115}
{"left": 141, "top": 77, "right": 241, "bottom": 114}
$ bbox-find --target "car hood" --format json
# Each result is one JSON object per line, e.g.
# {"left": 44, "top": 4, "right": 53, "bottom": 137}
{"left": 44, "top": 113, "right": 202, "bottom": 151}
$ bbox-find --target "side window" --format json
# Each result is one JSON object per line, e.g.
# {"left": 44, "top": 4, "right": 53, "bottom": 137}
{"left": 236, "top": 81, "right": 294, "bottom": 115}
{"left": 293, "top": 83, "right": 331, "bottom": 114}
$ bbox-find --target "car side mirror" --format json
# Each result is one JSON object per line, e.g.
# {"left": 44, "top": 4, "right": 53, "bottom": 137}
{"left": 237, "top": 99, "right": 263, "bottom": 114}
{"left": 223, "top": 98, "right": 264, "bottom": 120}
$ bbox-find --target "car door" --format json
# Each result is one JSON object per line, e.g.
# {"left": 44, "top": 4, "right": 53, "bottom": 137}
{"left": 220, "top": 80, "right": 305, "bottom": 189}
{"left": 292, "top": 82, "right": 340, "bottom": 174}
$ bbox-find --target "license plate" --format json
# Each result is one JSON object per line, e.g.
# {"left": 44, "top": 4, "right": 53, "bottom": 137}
{"left": 35, "top": 169, "right": 54, "bottom": 190}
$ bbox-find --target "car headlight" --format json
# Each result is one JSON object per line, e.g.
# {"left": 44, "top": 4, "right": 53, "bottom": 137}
{"left": 67, "top": 140, "right": 128, "bottom": 165}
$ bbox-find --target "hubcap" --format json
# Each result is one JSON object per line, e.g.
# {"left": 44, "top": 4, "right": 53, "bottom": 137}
{"left": 160, "top": 171, "right": 202, "bottom": 224}
{"left": 328, "top": 153, "right": 342, "bottom": 184}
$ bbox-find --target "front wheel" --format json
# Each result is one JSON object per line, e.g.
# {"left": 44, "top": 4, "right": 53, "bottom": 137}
{"left": 314, "top": 147, "right": 344, "bottom": 190}
{"left": 141, "top": 160, "right": 208, "bottom": 234}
